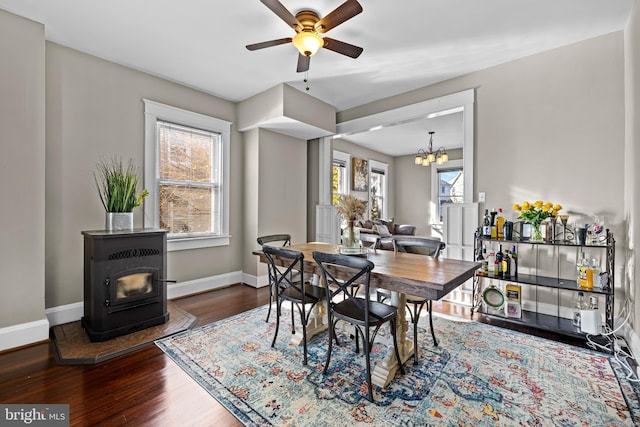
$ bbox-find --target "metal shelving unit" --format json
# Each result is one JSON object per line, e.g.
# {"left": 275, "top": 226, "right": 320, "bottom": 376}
{"left": 471, "top": 228, "right": 615, "bottom": 338}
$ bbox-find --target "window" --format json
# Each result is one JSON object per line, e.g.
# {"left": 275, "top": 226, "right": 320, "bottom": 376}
{"left": 369, "top": 160, "right": 388, "bottom": 220}
{"left": 431, "top": 159, "right": 464, "bottom": 223}
{"left": 144, "top": 100, "right": 231, "bottom": 251}
{"left": 332, "top": 150, "right": 350, "bottom": 205}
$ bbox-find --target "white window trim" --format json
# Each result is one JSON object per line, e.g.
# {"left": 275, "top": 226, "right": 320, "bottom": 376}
{"left": 369, "top": 159, "right": 388, "bottom": 219}
{"left": 143, "top": 99, "right": 232, "bottom": 251}
{"left": 431, "top": 159, "right": 463, "bottom": 225}
{"left": 333, "top": 150, "right": 351, "bottom": 198}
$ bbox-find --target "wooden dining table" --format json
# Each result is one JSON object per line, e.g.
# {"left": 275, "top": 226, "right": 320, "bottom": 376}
{"left": 255, "top": 241, "right": 480, "bottom": 387}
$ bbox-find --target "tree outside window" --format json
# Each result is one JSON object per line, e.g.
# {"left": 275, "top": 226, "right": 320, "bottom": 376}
{"left": 158, "top": 121, "right": 221, "bottom": 235}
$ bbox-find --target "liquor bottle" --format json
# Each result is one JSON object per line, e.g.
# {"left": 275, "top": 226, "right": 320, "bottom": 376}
{"left": 572, "top": 291, "right": 587, "bottom": 327}
{"left": 510, "top": 245, "right": 518, "bottom": 278}
{"left": 476, "top": 244, "right": 486, "bottom": 275}
{"left": 488, "top": 248, "right": 495, "bottom": 276}
{"left": 588, "top": 295, "right": 598, "bottom": 310}
{"left": 577, "top": 251, "right": 589, "bottom": 288}
{"left": 496, "top": 244, "right": 504, "bottom": 278}
{"left": 483, "top": 247, "right": 489, "bottom": 275}
{"left": 490, "top": 209, "right": 498, "bottom": 239}
{"left": 496, "top": 208, "right": 505, "bottom": 239}
{"left": 589, "top": 258, "right": 601, "bottom": 288}
{"left": 482, "top": 209, "right": 491, "bottom": 237}
{"left": 503, "top": 250, "right": 511, "bottom": 279}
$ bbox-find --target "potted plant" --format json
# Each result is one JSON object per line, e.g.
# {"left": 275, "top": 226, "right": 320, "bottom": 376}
{"left": 95, "top": 156, "right": 149, "bottom": 231}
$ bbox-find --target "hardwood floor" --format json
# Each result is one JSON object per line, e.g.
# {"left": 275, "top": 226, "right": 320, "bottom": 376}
{"left": 0, "top": 283, "right": 589, "bottom": 426}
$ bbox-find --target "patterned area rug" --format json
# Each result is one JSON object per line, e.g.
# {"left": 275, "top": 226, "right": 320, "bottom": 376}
{"left": 156, "top": 305, "right": 640, "bottom": 426}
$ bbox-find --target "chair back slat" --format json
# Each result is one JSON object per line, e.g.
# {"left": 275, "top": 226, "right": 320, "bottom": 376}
{"left": 312, "top": 251, "right": 374, "bottom": 315}
{"left": 392, "top": 237, "right": 445, "bottom": 257}
{"left": 262, "top": 245, "right": 307, "bottom": 301}
{"left": 257, "top": 234, "right": 291, "bottom": 247}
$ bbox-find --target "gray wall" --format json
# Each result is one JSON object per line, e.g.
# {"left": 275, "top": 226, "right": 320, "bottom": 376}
{"left": 394, "top": 148, "right": 463, "bottom": 237}
{"left": 0, "top": 10, "right": 45, "bottom": 327}
{"left": 625, "top": 3, "right": 640, "bottom": 339}
{"left": 45, "top": 42, "right": 241, "bottom": 307}
{"left": 242, "top": 128, "right": 308, "bottom": 277}
{"left": 340, "top": 31, "right": 628, "bottom": 323}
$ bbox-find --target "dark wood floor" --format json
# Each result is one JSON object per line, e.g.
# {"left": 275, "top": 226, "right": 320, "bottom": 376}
{"left": 0, "top": 284, "right": 589, "bottom": 426}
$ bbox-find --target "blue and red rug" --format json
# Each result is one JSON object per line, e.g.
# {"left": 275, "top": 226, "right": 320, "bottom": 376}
{"left": 156, "top": 305, "right": 640, "bottom": 426}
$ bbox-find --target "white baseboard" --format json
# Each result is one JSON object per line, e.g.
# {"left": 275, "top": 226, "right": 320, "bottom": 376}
{"left": 0, "top": 318, "right": 50, "bottom": 352}
{"left": 46, "top": 302, "right": 84, "bottom": 327}
{"left": 167, "top": 271, "right": 244, "bottom": 299}
{"left": 242, "top": 272, "right": 270, "bottom": 288}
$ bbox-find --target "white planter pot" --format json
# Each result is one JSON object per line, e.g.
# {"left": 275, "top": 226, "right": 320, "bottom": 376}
{"left": 105, "top": 212, "right": 133, "bottom": 231}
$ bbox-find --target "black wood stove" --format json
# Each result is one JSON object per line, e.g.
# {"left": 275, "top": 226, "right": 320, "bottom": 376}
{"left": 81, "top": 229, "right": 169, "bottom": 342}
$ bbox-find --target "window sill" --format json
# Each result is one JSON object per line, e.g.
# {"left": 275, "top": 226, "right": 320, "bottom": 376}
{"left": 167, "top": 235, "right": 230, "bottom": 252}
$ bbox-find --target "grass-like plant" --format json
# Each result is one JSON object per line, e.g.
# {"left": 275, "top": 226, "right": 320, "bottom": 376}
{"left": 95, "top": 156, "right": 148, "bottom": 212}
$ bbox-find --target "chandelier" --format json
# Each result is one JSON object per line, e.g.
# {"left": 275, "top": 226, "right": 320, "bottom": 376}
{"left": 414, "top": 131, "right": 448, "bottom": 166}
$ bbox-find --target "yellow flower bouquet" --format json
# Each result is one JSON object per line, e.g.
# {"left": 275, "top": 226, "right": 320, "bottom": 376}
{"left": 513, "top": 200, "right": 562, "bottom": 241}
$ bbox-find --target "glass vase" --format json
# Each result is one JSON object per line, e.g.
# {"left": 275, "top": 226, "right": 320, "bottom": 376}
{"left": 342, "top": 221, "right": 357, "bottom": 248}
{"left": 530, "top": 222, "right": 543, "bottom": 242}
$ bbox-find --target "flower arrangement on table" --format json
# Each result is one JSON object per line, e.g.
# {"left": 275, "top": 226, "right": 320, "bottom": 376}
{"left": 335, "top": 194, "right": 367, "bottom": 222}
{"left": 513, "top": 200, "right": 562, "bottom": 241}
{"left": 335, "top": 195, "right": 367, "bottom": 249}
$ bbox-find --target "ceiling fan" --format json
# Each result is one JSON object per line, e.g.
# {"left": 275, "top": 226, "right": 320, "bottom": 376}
{"left": 246, "top": 0, "right": 364, "bottom": 73}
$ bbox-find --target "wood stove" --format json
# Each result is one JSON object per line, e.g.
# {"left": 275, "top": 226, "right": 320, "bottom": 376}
{"left": 81, "top": 229, "right": 169, "bottom": 342}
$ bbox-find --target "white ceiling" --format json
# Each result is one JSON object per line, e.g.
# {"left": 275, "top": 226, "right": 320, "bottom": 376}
{"left": 0, "top": 0, "right": 633, "bottom": 155}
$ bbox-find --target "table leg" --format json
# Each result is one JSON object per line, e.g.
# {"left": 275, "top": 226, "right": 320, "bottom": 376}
{"left": 371, "top": 292, "right": 413, "bottom": 388}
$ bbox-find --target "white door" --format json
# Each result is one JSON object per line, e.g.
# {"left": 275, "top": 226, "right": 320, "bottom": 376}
{"left": 442, "top": 202, "right": 478, "bottom": 306}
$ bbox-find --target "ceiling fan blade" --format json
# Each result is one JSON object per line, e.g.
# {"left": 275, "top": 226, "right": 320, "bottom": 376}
{"left": 260, "top": 0, "right": 298, "bottom": 29}
{"left": 315, "top": 0, "right": 363, "bottom": 33}
{"left": 322, "top": 37, "right": 363, "bottom": 58}
{"left": 297, "top": 54, "right": 310, "bottom": 72}
{"left": 246, "top": 38, "right": 292, "bottom": 51}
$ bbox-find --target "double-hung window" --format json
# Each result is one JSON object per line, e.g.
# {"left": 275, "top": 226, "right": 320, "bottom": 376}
{"left": 144, "top": 100, "right": 231, "bottom": 251}
{"left": 369, "top": 160, "right": 388, "bottom": 220}
{"left": 332, "top": 150, "right": 350, "bottom": 205}
{"left": 431, "top": 159, "right": 464, "bottom": 223}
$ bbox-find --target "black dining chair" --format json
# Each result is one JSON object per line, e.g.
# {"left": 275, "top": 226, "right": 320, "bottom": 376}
{"left": 378, "top": 237, "right": 446, "bottom": 365}
{"left": 313, "top": 251, "right": 405, "bottom": 402}
{"left": 257, "top": 234, "right": 293, "bottom": 322}
{"left": 263, "top": 246, "right": 326, "bottom": 366}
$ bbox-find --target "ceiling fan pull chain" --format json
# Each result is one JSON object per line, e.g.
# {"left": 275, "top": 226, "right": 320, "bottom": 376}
{"left": 304, "top": 70, "right": 310, "bottom": 91}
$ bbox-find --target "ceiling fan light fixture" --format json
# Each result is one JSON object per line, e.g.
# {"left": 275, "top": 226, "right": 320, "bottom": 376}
{"left": 292, "top": 31, "right": 323, "bottom": 56}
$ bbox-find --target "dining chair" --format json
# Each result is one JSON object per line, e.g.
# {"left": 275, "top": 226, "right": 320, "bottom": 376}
{"left": 257, "top": 234, "right": 292, "bottom": 322}
{"left": 313, "top": 251, "right": 405, "bottom": 402}
{"left": 262, "top": 245, "right": 326, "bottom": 366}
{"left": 378, "top": 237, "right": 446, "bottom": 365}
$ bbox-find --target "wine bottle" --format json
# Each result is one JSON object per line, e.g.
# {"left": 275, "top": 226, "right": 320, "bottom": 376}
{"left": 503, "top": 250, "right": 511, "bottom": 279}
{"left": 496, "top": 244, "right": 504, "bottom": 278}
